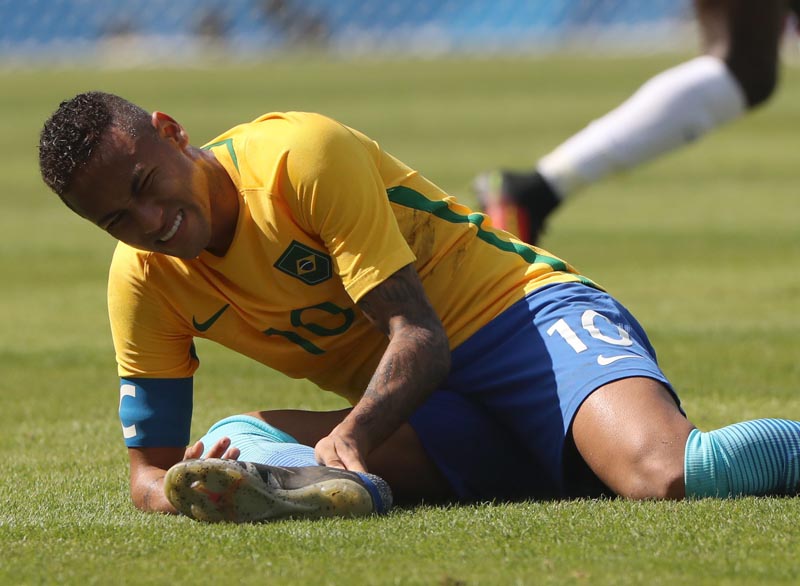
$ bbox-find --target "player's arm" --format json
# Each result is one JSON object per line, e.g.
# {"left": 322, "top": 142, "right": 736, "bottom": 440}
{"left": 278, "top": 114, "right": 450, "bottom": 469}
{"left": 118, "top": 376, "right": 241, "bottom": 513}
{"left": 108, "top": 252, "right": 216, "bottom": 512}
{"left": 128, "top": 446, "right": 185, "bottom": 513}
{"left": 315, "top": 263, "right": 451, "bottom": 471}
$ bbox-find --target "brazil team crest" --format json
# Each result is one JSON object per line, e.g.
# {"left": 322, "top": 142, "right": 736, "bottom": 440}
{"left": 274, "top": 240, "right": 332, "bottom": 285}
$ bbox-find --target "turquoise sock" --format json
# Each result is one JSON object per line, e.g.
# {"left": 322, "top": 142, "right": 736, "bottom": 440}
{"left": 199, "top": 414, "right": 317, "bottom": 467}
{"left": 684, "top": 419, "right": 800, "bottom": 497}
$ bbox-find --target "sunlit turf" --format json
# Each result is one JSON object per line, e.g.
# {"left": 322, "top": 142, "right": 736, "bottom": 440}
{"left": 1, "top": 55, "right": 799, "bottom": 584}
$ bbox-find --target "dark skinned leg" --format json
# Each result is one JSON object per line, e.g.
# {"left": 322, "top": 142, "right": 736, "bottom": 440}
{"left": 571, "top": 377, "right": 695, "bottom": 500}
{"left": 695, "top": 0, "right": 787, "bottom": 107}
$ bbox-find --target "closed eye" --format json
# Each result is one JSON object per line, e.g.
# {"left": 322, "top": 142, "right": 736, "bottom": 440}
{"left": 104, "top": 211, "right": 126, "bottom": 231}
{"left": 135, "top": 168, "right": 156, "bottom": 197}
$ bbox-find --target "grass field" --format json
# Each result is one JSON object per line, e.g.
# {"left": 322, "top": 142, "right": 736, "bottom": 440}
{"left": 1, "top": 55, "right": 799, "bottom": 585}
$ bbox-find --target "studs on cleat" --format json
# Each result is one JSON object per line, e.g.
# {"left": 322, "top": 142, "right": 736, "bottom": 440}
{"left": 163, "top": 458, "right": 389, "bottom": 524}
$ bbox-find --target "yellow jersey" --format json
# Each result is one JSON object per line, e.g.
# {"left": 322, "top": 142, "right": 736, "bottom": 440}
{"left": 109, "top": 111, "right": 597, "bottom": 404}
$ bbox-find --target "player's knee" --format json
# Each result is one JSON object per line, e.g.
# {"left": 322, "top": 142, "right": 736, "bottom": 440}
{"left": 723, "top": 41, "right": 780, "bottom": 108}
{"left": 735, "top": 66, "right": 778, "bottom": 108}
{"left": 581, "top": 431, "right": 687, "bottom": 500}
{"left": 697, "top": 0, "right": 783, "bottom": 108}
{"left": 614, "top": 448, "right": 685, "bottom": 500}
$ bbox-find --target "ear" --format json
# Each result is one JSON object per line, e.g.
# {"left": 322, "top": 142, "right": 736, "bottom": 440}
{"left": 151, "top": 111, "right": 189, "bottom": 147}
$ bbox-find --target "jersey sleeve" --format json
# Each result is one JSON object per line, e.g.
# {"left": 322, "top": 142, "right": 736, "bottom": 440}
{"left": 108, "top": 247, "right": 200, "bottom": 447}
{"left": 279, "top": 114, "right": 416, "bottom": 302}
{"left": 108, "top": 245, "right": 200, "bottom": 378}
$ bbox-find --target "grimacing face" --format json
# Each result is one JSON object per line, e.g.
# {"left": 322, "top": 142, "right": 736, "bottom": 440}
{"left": 63, "top": 112, "right": 223, "bottom": 259}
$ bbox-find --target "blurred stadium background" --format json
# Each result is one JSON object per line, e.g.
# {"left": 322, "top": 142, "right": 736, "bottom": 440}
{"left": 1, "top": 0, "right": 696, "bottom": 66}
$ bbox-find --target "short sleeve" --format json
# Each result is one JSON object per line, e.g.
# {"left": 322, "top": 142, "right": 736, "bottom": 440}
{"left": 281, "top": 114, "right": 416, "bottom": 301}
{"left": 108, "top": 245, "right": 200, "bottom": 378}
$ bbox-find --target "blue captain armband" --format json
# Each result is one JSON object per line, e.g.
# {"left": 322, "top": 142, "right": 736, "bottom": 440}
{"left": 118, "top": 377, "right": 193, "bottom": 447}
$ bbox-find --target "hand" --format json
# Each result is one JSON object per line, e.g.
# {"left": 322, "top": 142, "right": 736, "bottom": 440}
{"left": 314, "top": 424, "right": 368, "bottom": 473}
{"left": 182, "top": 436, "right": 240, "bottom": 461}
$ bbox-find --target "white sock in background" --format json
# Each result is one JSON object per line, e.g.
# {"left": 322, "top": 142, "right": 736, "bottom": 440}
{"left": 537, "top": 55, "right": 747, "bottom": 198}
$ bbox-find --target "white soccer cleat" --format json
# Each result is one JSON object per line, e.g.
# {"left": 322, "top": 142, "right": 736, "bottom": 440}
{"left": 164, "top": 458, "right": 392, "bottom": 523}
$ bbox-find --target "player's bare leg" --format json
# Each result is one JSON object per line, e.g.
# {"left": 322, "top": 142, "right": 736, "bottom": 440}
{"left": 570, "top": 377, "right": 692, "bottom": 499}
{"left": 696, "top": 0, "right": 786, "bottom": 107}
{"left": 572, "top": 376, "right": 800, "bottom": 499}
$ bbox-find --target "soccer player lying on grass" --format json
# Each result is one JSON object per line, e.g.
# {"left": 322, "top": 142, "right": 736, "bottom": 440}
{"left": 475, "top": 0, "right": 800, "bottom": 244}
{"left": 38, "top": 92, "right": 800, "bottom": 523}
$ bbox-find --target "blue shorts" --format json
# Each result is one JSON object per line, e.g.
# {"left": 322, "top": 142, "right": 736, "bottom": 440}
{"left": 409, "top": 282, "right": 681, "bottom": 501}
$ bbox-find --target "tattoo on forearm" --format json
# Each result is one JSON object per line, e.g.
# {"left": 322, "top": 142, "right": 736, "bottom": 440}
{"left": 355, "top": 265, "right": 451, "bottom": 443}
{"left": 358, "top": 265, "right": 435, "bottom": 331}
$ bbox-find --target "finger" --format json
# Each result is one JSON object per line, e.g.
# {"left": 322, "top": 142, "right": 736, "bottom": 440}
{"left": 205, "top": 437, "right": 231, "bottom": 459}
{"left": 222, "top": 446, "right": 240, "bottom": 460}
{"left": 337, "top": 449, "right": 367, "bottom": 473}
{"left": 183, "top": 440, "right": 203, "bottom": 460}
{"left": 325, "top": 457, "right": 346, "bottom": 470}
{"left": 316, "top": 441, "right": 366, "bottom": 472}
{"left": 314, "top": 441, "right": 344, "bottom": 469}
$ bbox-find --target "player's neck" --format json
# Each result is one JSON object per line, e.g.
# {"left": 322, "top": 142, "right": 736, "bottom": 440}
{"left": 204, "top": 154, "right": 240, "bottom": 258}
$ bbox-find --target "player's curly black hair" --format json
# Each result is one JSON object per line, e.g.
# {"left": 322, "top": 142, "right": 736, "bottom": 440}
{"left": 38, "top": 91, "right": 150, "bottom": 197}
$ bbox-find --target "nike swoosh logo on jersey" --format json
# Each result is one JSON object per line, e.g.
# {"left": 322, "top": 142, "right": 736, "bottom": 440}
{"left": 596, "top": 354, "right": 644, "bottom": 366}
{"left": 192, "top": 304, "right": 230, "bottom": 332}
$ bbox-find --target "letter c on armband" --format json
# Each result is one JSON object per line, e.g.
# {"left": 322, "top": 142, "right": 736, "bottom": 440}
{"left": 119, "top": 383, "right": 138, "bottom": 439}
